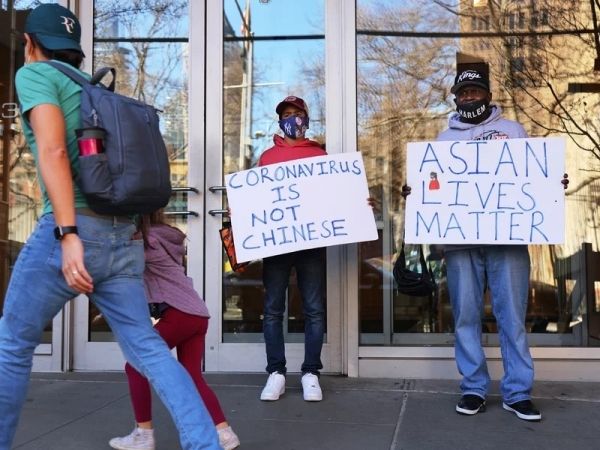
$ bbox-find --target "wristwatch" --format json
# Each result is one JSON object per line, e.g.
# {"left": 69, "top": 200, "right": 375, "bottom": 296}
{"left": 54, "top": 225, "right": 79, "bottom": 240}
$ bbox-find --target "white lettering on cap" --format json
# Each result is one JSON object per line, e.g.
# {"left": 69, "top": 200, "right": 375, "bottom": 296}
{"left": 457, "top": 70, "right": 482, "bottom": 83}
{"left": 60, "top": 16, "right": 75, "bottom": 33}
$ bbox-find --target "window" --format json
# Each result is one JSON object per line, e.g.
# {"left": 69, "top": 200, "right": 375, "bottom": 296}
{"left": 356, "top": 0, "right": 600, "bottom": 347}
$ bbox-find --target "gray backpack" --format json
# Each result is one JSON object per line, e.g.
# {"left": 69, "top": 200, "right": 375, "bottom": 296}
{"left": 44, "top": 61, "right": 171, "bottom": 215}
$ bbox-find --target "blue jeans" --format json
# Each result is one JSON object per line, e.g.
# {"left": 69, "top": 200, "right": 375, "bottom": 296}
{"left": 445, "top": 245, "right": 534, "bottom": 404}
{"left": 0, "top": 214, "right": 219, "bottom": 450}
{"left": 262, "top": 248, "right": 325, "bottom": 375}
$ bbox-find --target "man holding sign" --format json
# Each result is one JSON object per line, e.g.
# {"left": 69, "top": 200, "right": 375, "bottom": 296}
{"left": 257, "top": 96, "right": 328, "bottom": 402}
{"left": 405, "top": 61, "right": 568, "bottom": 422}
{"left": 228, "top": 98, "right": 377, "bottom": 403}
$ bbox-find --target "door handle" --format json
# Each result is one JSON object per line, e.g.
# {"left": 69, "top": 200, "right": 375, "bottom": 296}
{"left": 171, "top": 187, "right": 200, "bottom": 194}
{"left": 208, "top": 187, "right": 228, "bottom": 216}
{"left": 208, "top": 209, "right": 229, "bottom": 216}
{"left": 164, "top": 211, "right": 199, "bottom": 217}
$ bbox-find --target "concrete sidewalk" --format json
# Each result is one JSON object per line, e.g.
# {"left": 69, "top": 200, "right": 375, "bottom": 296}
{"left": 12, "top": 372, "right": 600, "bottom": 450}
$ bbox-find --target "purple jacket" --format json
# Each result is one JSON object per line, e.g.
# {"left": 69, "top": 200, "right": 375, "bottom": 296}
{"left": 143, "top": 224, "right": 210, "bottom": 318}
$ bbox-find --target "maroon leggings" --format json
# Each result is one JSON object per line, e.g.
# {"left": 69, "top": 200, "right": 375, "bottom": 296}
{"left": 124, "top": 307, "right": 226, "bottom": 425}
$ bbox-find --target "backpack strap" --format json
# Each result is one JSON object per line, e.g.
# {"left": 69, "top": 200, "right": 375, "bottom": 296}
{"left": 90, "top": 67, "right": 116, "bottom": 92}
{"left": 42, "top": 61, "right": 90, "bottom": 86}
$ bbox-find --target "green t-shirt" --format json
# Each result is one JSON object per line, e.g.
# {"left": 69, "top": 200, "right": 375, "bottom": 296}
{"left": 15, "top": 60, "right": 89, "bottom": 215}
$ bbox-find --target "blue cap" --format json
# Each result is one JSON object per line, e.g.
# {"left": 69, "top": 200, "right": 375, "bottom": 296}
{"left": 25, "top": 4, "right": 82, "bottom": 53}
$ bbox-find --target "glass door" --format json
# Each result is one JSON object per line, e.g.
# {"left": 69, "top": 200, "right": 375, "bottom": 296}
{"left": 72, "top": 0, "right": 193, "bottom": 370}
{"left": 203, "top": 0, "right": 342, "bottom": 373}
{"left": 4, "top": 0, "right": 66, "bottom": 372}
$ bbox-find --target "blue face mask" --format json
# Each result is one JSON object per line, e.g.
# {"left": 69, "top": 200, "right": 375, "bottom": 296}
{"left": 279, "top": 115, "right": 309, "bottom": 139}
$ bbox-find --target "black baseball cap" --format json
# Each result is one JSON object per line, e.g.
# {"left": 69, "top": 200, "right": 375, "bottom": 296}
{"left": 24, "top": 4, "right": 83, "bottom": 53}
{"left": 451, "top": 64, "right": 490, "bottom": 94}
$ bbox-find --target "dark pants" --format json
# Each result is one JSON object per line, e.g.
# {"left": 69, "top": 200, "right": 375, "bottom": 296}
{"left": 262, "top": 248, "right": 325, "bottom": 375}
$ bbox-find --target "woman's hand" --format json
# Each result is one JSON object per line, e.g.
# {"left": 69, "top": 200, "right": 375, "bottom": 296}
{"left": 61, "top": 234, "right": 93, "bottom": 294}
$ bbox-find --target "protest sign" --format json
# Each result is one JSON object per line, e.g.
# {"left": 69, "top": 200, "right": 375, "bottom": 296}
{"left": 404, "top": 137, "right": 565, "bottom": 244}
{"left": 226, "top": 152, "right": 378, "bottom": 262}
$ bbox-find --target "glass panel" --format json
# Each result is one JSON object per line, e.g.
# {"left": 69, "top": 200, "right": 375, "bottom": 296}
{"left": 90, "top": 0, "right": 189, "bottom": 341}
{"left": 1, "top": 0, "right": 57, "bottom": 343}
{"left": 222, "top": 0, "right": 325, "bottom": 342}
{"left": 94, "top": 0, "right": 188, "bottom": 38}
{"left": 357, "top": 0, "right": 598, "bottom": 346}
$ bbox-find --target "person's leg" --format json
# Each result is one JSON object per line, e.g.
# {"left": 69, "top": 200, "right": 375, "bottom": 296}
{"left": 295, "top": 248, "right": 325, "bottom": 375}
{"left": 160, "top": 310, "right": 240, "bottom": 449}
{"left": 158, "top": 309, "right": 227, "bottom": 426}
{"left": 0, "top": 215, "right": 75, "bottom": 449}
{"left": 124, "top": 361, "right": 154, "bottom": 425}
{"left": 445, "top": 248, "right": 489, "bottom": 399}
{"left": 92, "top": 223, "right": 218, "bottom": 450}
{"left": 485, "top": 245, "right": 534, "bottom": 404}
{"left": 262, "top": 254, "right": 293, "bottom": 375}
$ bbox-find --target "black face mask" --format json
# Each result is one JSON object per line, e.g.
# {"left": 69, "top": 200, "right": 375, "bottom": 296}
{"left": 455, "top": 98, "right": 491, "bottom": 124}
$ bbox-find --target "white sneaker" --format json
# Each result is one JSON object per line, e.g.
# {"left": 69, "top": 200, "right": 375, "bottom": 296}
{"left": 301, "top": 373, "right": 323, "bottom": 401}
{"left": 260, "top": 372, "right": 286, "bottom": 401}
{"left": 218, "top": 426, "right": 241, "bottom": 450}
{"left": 109, "top": 427, "right": 155, "bottom": 450}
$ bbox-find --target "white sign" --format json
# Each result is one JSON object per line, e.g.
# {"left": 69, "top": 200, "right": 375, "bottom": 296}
{"left": 226, "top": 152, "right": 378, "bottom": 262}
{"left": 405, "top": 137, "right": 565, "bottom": 244}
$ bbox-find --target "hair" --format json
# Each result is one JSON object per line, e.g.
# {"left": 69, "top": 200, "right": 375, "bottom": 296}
{"left": 28, "top": 33, "right": 84, "bottom": 68}
{"left": 139, "top": 209, "right": 166, "bottom": 248}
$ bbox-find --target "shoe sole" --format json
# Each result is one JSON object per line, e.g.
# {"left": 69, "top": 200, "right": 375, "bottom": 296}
{"left": 108, "top": 441, "right": 155, "bottom": 450}
{"left": 303, "top": 394, "right": 323, "bottom": 401}
{"left": 455, "top": 402, "right": 486, "bottom": 415}
{"left": 502, "top": 403, "right": 542, "bottom": 421}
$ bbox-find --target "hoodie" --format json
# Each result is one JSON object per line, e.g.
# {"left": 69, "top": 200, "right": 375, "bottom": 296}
{"left": 258, "top": 134, "right": 326, "bottom": 166}
{"left": 437, "top": 105, "right": 528, "bottom": 142}
{"left": 437, "top": 105, "right": 528, "bottom": 252}
{"left": 143, "top": 223, "right": 210, "bottom": 318}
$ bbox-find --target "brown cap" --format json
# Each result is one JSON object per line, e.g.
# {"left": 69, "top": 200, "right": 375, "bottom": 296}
{"left": 275, "top": 96, "right": 309, "bottom": 116}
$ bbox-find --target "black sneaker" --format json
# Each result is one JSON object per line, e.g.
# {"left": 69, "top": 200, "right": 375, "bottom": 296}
{"left": 456, "top": 394, "right": 486, "bottom": 415}
{"left": 502, "top": 400, "right": 542, "bottom": 421}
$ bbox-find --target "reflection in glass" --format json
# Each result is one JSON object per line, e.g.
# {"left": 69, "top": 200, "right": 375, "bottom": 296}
{"left": 357, "top": 1, "right": 600, "bottom": 346}
{"left": 94, "top": 0, "right": 188, "bottom": 39}
{"left": 89, "top": 0, "right": 189, "bottom": 341}
{"left": 222, "top": 0, "right": 325, "bottom": 342}
{"left": 1, "top": 1, "right": 56, "bottom": 342}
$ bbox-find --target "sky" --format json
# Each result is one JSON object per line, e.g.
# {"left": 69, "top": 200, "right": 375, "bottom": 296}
{"left": 223, "top": 0, "right": 325, "bottom": 159}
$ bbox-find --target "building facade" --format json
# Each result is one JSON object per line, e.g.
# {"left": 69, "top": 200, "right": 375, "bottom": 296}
{"left": 2, "top": 0, "right": 600, "bottom": 380}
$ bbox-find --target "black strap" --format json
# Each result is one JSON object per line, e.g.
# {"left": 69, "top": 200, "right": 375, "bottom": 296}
{"left": 90, "top": 67, "right": 116, "bottom": 92}
{"left": 399, "top": 240, "right": 428, "bottom": 275}
{"left": 42, "top": 61, "right": 90, "bottom": 86}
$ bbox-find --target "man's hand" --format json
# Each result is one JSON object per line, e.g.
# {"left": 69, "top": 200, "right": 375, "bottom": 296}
{"left": 561, "top": 173, "right": 569, "bottom": 190}
{"left": 61, "top": 234, "right": 93, "bottom": 294}
{"left": 401, "top": 185, "right": 412, "bottom": 198}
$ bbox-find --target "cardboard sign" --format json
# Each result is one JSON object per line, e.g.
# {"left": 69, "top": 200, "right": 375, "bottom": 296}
{"left": 405, "top": 137, "right": 565, "bottom": 244}
{"left": 226, "top": 152, "right": 378, "bottom": 262}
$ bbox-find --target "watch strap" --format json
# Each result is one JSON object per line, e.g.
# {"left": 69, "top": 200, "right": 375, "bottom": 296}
{"left": 54, "top": 225, "right": 79, "bottom": 240}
